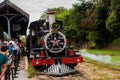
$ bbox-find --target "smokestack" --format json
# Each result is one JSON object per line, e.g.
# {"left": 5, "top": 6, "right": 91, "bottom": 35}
{"left": 47, "top": 11, "right": 56, "bottom": 32}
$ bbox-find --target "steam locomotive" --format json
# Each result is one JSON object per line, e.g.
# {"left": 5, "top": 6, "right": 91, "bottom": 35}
{"left": 28, "top": 11, "right": 83, "bottom": 75}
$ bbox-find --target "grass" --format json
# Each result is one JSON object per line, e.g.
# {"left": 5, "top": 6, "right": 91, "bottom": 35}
{"left": 112, "top": 56, "right": 120, "bottom": 61}
{"left": 111, "top": 56, "right": 120, "bottom": 65}
{"left": 84, "top": 58, "right": 120, "bottom": 80}
{"left": 27, "top": 62, "right": 35, "bottom": 78}
{"left": 86, "top": 49, "right": 120, "bottom": 55}
{"left": 84, "top": 49, "right": 120, "bottom": 66}
{"left": 84, "top": 57, "right": 120, "bottom": 71}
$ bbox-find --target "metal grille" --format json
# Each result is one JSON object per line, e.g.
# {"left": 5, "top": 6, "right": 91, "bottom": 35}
{"left": 44, "top": 63, "right": 75, "bottom": 75}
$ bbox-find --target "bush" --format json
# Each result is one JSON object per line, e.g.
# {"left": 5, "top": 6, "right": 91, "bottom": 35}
{"left": 112, "top": 37, "right": 120, "bottom": 45}
{"left": 28, "top": 62, "right": 35, "bottom": 78}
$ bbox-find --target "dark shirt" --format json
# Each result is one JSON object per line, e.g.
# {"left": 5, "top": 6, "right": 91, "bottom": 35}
{"left": 0, "top": 53, "right": 7, "bottom": 74}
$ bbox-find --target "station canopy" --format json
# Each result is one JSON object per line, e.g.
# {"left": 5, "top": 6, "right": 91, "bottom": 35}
{"left": 0, "top": 0, "right": 29, "bottom": 38}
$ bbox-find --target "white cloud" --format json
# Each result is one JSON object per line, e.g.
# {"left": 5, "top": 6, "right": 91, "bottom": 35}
{"left": 0, "top": 0, "right": 78, "bottom": 22}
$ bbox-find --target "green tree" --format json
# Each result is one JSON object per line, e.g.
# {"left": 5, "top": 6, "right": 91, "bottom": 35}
{"left": 64, "top": 1, "right": 93, "bottom": 47}
{"left": 106, "top": 0, "right": 120, "bottom": 39}
{"left": 91, "top": 0, "right": 112, "bottom": 48}
{"left": 56, "top": 10, "right": 71, "bottom": 26}
{"left": 51, "top": 7, "right": 67, "bottom": 14}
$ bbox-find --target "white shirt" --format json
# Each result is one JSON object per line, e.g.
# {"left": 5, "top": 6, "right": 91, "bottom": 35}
{"left": 9, "top": 41, "right": 19, "bottom": 50}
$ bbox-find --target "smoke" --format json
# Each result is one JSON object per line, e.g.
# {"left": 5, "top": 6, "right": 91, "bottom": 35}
{"left": 80, "top": 49, "right": 112, "bottom": 64}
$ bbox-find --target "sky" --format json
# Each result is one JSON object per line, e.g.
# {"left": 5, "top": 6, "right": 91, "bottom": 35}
{"left": 0, "top": 0, "right": 79, "bottom": 22}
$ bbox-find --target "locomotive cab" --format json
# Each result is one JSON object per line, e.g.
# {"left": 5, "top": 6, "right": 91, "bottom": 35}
{"left": 29, "top": 20, "right": 49, "bottom": 48}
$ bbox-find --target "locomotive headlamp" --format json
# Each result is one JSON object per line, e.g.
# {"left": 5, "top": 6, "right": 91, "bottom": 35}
{"left": 52, "top": 22, "right": 61, "bottom": 31}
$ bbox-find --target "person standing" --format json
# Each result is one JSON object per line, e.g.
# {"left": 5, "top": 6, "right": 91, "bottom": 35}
{"left": 0, "top": 46, "right": 7, "bottom": 80}
{"left": 8, "top": 43, "right": 14, "bottom": 57}
{"left": 9, "top": 38, "right": 19, "bottom": 78}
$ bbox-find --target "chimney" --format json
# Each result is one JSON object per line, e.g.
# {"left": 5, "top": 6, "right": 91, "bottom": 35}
{"left": 47, "top": 11, "right": 56, "bottom": 32}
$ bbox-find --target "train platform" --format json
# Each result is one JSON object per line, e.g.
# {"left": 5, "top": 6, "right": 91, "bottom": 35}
{"left": 14, "top": 56, "right": 29, "bottom": 80}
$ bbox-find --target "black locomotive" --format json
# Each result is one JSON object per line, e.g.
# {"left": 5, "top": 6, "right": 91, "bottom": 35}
{"left": 27, "top": 11, "right": 83, "bottom": 75}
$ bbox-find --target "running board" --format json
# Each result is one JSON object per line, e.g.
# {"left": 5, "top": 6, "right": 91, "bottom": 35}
{"left": 43, "top": 63, "right": 75, "bottom": 75}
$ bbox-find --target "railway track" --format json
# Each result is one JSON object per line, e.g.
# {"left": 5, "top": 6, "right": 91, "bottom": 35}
{"left": 35, "top": 69, "right": 90, "bottom": 80}
{"left": 31, "top": 60, "right": 120, "bottom": 80}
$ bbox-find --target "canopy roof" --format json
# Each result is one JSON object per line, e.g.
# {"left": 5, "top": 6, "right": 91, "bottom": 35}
{"left": 0, "top": 0, "right": 29, "bottom": 19}
{"left": 0, "top": 0, "right": 29, "bottom": 38}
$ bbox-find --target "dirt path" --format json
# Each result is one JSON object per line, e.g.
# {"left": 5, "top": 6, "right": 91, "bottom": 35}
{"left": 75, "top": 62, "right": 120, "bottom": 80}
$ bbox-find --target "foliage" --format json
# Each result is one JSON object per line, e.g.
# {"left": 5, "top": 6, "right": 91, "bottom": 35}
{"left": 80, "top": 10, "right": 96, "bottom": 30}
{"left": 106, "top": 0, "right": 120, "bottom": 39}
{"left": 21, "top": 36, "right": 27, "bottom": 46}
{"left": 91, "top": 0, "right": 112, "bottom": 48}
{"left": 88, "top": 31, "right": 101, "bottom": 41}
{"left": 28, "top": 62, "right": 35, "bottom": 78}
{"left": 88, "top": 31, "right": 103, "bottom": 48}
{"left": 56, "top": 10, "right": 71, "bottom": 26}
{"left": 111, "top": 0, "right": 120, "bottom": 18}
{"left": 106, "top": 12, "right": 116, "bottom": 32}
{"left": 71, "top": 1, "right": 93, "bottom": 26}
{"left": 112, "top": 37, "right": 120, "bottom": 45}
{"left": 65, "top": 1, "right": 93, "bottom": 47}
{"left": 52, "top": 7, "right": 67, "bottom": 14}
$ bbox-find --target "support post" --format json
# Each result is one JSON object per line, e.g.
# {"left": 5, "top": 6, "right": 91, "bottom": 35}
{"left": 0, "top": 15, "right": 19, "bottom": 41}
